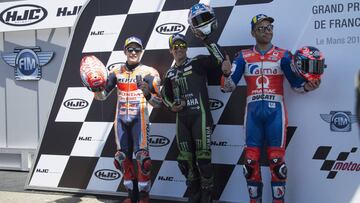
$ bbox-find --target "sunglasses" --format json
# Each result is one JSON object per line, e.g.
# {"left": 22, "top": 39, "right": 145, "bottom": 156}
{"left": 255, "top": 24, "right": 274, "bottom": 33}
{"left": 126, "top": 47, "right": 142, "bottom": 53}
{"left": 172, "top": 43, "right": 187, "bottom": 50}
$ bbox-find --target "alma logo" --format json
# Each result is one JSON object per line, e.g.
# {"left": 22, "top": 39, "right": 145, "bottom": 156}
{"left": 95, "top": 169, "right": 120, "bottom": 180}
{"left": 156, "top": 23, "right": 185, "bottom": 35}
{"left": 149, "top": 135, "right": 170, "bottom": 147}
{"left": 0, "top": 4, "right": 48, "bottom": 26}
{"left": 64, "top": 98, "right": 88, "bottom": 110}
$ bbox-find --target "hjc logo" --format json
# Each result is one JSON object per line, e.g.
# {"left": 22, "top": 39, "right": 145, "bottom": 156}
{"left": 158, "top": 176, "right": 174, "bottom": 181}
{"left": 149, "top": 135, "right": 170, "bottom": 147}
{"left": 156, "top": 23, "right": 185, "bottom": 35}
{"left": 64, "top": 99, "right": 89, "bottom": 110}
{"left": 56, "top": 6, "right": 82, "bottom": 17}
{"left": 209, "top": 98, "right": 223, "bottom": 111}
{"left": 78, "top": 136, "right": 92, "bottom": 141}
{"left": 36, "top": 168, "right": 49, "bottom": 173}
{"left": 320, "top": 111, "right": 358, "bottom": 132}
{"left": 90, "top": 31, "right": 104, "bottom": 36}
{"left": 95, "top": 169, "right": 120, "bottom": 180}
{"left": 0, "top": 4, "right": 47, "bottom": 26}
{"left": 211, "top": 141, "right": 228, "bottom": 146}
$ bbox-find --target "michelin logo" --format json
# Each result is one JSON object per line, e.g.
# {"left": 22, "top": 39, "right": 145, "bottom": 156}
{"left": 320, "top": 111, "right": 358, "bottom": 132}
{"left": 2, "top": 47, "right": 54, "bottom": 80}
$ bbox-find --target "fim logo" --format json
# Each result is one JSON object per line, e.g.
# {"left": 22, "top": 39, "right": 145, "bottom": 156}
{"left": 2, "top": 47, "right": 54, "bottom": 80}
{"left": 313, "top": 146, "right": 359, "bottom": 179}
{"left": 320, "top": 111, "right": 358, "bottom": 132}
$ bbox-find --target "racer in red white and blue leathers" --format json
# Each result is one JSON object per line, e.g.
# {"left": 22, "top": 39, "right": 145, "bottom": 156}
{"left": 221, "top": 14, "right": 320, "bottom": 203}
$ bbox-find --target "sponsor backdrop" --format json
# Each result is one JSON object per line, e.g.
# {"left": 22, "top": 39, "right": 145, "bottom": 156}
{"left": 0, "top": 0, "right": 86, "bottom": 170}
{"left": 0, "top": 0, "right": 86, "bottom": 32}
{"left": 26, "top": 0, "right": 360, "bottom": 202}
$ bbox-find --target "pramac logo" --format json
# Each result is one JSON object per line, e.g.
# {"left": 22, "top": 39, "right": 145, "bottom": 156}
{"left": 0, "top": 4, "right": 48, "bottom": 26}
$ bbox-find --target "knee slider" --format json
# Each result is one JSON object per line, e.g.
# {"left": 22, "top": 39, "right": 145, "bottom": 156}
{"left": 268, "top": 147, "right": 287, "bottom": 180}
{"left": 114, "top": 150, "right": 126, "bottom": 172}
{"left": 243, "top": 158, "right": 256, "bottom": 179}
{"left": 243, "top": 147, "right": 261, "bottom": 181}
{"left": 135, "top": 150, "right": 151, "bottom": 176}
{"left": 271, "top": 158, "right": 287, "bottom": 180}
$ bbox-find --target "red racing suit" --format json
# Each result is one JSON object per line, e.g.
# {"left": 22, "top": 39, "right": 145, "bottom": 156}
{"left": 95, "top": 62, "right": 161, "bottom": 194}
{"left": 221, "top": 45, "right": 306, "bottom": 203}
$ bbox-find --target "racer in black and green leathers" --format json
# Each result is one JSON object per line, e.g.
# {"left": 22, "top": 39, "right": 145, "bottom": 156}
{"left": 161, "top": 33, "right": 223, "bottom": 203}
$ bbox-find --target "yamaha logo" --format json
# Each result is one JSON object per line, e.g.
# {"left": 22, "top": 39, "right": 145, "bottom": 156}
{"left": 149, "top": 135, "right": 170, "bottom": 147}
{"left": 95, "top": 169, "right": 120, "bottom": 180}
{"left": 209, "top": 98, "right": 223, "bottom": 111}
{"left": 64, "top": 98, "right": 89, "bottom": 110}
{"left": 0, "top": 4, "right": 47, "bottom": 26}
{"left": 156, "top": 23, "right": 185, "bottom": 35}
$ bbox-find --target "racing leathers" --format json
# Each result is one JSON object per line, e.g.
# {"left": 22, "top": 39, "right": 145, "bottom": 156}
{"left": 221, "top": 45, "right": 307, "bottom": 203}
{"left": 161, "top": 41, "right": 223, "bottom": 203}
{"left": 94, "top": 62, "right": 161, "bottom": 201}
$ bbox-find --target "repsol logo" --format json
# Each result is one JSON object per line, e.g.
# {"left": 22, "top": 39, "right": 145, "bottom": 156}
{"left": 63, "top": 98, "right": 88, "bottom": 110}
{"left": 95, "top": 169, "right": 120, "bottom": 180}
{"left": 149, "top": 135, "right": 170, "bottom": 147}
{"left": 156, "top": 23, "right": 185, "bottom": 35}
{"left": 36, "top": 168, "right": 49, "bottom": 173}
{"left": 0, "top": 4, "right": 47, "bottom": 26}
{"left": 209, "top": 98, "right": 223, "bottom": 111}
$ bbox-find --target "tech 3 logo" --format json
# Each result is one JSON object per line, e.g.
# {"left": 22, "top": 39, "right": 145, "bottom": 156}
{"left": 313, "top": 146, "right": 359, "bottom": 179}
{"left": 320, "top": 111, "right": 358, "bottom": 132}
{"left": 2, "top": 47, "right": 54, "bottom": 80}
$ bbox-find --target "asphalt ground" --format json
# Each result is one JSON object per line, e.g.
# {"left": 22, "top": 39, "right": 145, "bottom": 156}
{"left": 0, "top": 170, "right": 184, "bottom": 203}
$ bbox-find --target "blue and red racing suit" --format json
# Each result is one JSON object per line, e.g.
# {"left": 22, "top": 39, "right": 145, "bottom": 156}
{"left": 221, "top": 45, "right": 306, "bottom": 203}
{"left": 95, "top": 62, "right": 161, "bottom": 194}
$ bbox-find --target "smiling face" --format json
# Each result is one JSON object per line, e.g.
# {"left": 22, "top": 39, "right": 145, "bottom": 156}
{"left": 169, "top": 40, "right": 188, "bottom": 65}
{"left": 125, "top": 43, "right": 143, "bottom": 65}
{"left": 251, "top": 20, "right": 274, "bottom": 46}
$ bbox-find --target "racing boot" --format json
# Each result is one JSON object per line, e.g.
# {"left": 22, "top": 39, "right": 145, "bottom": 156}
{"left": 138, "top": 191, "right": 150, "bottom": 203}
{"left": 187, "top": 179, "right": 201, "bottom": 203}
{"left": 199, "top": 177, "right": 213, "bottom": 203}
{"left": 122, "top": 180, "right": 139, "bottom": 203}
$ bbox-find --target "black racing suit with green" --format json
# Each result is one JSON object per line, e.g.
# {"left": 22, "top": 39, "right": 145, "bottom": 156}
{"left": 161, "top": 40, "right": 223, "bottom": 202}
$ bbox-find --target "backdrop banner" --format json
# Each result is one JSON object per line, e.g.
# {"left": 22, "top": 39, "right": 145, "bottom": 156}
{"left": 26, "top": 0, "right": 360, "bottom": 202}
{"left": 0, "top": 0, "right": 87, "bottom": 32}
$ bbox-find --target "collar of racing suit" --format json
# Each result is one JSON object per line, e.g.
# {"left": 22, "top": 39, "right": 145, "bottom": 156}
{"left": 174, "top": 57, "right": 190, "bottom": 68}
{"left": 125, "top": 61, "right": 140, "bottom": 71}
